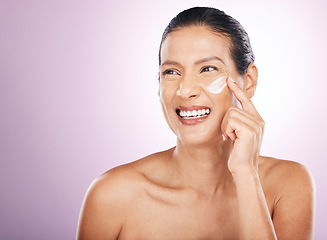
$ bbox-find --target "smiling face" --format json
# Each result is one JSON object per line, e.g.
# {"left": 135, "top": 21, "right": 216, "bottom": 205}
{"left": 159, "top": 26, "right": 244, "bottom": 146}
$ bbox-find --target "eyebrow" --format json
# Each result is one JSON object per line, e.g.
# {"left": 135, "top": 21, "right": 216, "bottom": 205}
{"left": 194, "top": 56, "right": 226, "bottom": 65}
{"left": 161, "top": 56, "right": 225, "bottom": 67}
{"left": 161, "top": 60, "right": 182, "bottom": 67}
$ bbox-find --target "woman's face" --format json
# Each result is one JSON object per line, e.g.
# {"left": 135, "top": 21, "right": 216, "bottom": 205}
{"left": 159, "top": 26, "right": 243, "bottom": 145}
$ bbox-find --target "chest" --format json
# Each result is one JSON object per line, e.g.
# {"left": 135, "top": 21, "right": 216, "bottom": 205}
{"left": 119, "top": 193, "right": 243, "bottom": 240}
{"left": 118, "top": 181, "right": 275, "bottom": 240}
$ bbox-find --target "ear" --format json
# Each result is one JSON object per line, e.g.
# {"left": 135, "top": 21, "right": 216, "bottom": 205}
{"left": 243, "top": 62, "right": 258, "bottom": 99}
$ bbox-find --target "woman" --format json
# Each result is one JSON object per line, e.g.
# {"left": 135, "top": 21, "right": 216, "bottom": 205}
{"left": 77, "top": 7, "right": 315, "bottom": 240}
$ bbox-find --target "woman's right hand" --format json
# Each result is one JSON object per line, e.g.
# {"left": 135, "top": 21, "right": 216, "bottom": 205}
{"left": 221, "top": 78, "right": 265, "bottom": 176}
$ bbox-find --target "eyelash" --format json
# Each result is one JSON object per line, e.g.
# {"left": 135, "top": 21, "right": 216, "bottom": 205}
{"left": 162, "top": 69, "right": 179, "bottom": 75}
{"left": 201, "top": 66, "right": 218, "bottom": 72}
{"left": 162, "top": 66, "right": 218, "bottom": 76}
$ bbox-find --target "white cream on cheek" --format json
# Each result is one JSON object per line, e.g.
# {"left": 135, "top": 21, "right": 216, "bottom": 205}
{"left": 207, "top": 76, "right": 228, "bottom": 94}
{"left": 207, "top": 76, "right": 241, "bottom": 108}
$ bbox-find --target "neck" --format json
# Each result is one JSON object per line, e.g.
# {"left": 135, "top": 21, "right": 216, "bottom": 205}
{"left": 169, "top": 138, "right": 235, "bottom": 196}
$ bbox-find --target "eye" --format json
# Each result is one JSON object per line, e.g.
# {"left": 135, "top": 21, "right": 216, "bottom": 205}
{"left": 201, "top": 66, "right": 218, "bottom": 72}
{"left": 162, "top": 69, "right": 180, "bottom": 75}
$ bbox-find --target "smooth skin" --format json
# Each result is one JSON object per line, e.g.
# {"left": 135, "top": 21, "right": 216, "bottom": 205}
{"left": 76, "top": 26, "right": 315, "bottom": 240}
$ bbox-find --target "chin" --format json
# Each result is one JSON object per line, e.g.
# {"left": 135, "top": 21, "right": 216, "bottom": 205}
{"left": 175, "top": 127, "right": 220, "bottom": 147}
{"left": 178, "top": 135, "right": 220, "bottom": 147}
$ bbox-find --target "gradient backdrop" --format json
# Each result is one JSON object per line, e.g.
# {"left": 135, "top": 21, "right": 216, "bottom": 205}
{"left": 1, "top": 0, "right": 326, "bottom": 239}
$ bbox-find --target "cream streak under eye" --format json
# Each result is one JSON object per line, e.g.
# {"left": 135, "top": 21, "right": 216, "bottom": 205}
{"left": 207, "top": 76, "right": 228, "bottom": 94}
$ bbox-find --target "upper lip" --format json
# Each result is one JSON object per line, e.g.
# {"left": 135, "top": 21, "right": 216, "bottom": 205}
{"left": 177, "top": 105, "right": 211, "bottom": 111}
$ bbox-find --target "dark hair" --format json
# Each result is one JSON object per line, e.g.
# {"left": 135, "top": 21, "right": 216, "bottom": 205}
{"left": 159, "top": 7, "right": 255, "bottom": 75}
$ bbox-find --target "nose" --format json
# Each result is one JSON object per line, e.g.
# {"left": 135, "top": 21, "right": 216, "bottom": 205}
{"left": 176, "top": 76, "right": 201, "bottom": 99}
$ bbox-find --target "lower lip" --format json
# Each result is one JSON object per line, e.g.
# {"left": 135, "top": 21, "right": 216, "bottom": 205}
{"left": 178, "top": 114, "right": 210, "bottom": 125}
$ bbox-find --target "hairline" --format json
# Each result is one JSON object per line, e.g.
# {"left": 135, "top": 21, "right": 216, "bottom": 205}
{"left": 159, "top": 24, "right": 239, "bottom": 72}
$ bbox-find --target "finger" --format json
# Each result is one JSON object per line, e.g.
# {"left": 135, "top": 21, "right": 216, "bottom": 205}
{"left": 222, "top": 115, "right": 262, "bottom": 142}
{"left": 221, "top": 114, "right": 247, "bottom": 141}
{"left": 221, "top": 108, "right": 264, "bottom": 141}
{"left": 227, "top": 77, "right": 258, "bottom": 115}
{"left": 225, "top": 106, "right": 264, "bottom": 126}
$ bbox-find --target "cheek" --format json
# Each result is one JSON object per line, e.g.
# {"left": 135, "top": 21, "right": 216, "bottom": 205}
{"left": 198, "top": 76, "right": 230, "bottom": 103}
{"left": 159, "top": 84, "right": 175, "bottom": 118}
{"left": 206, "top": 76, "right": 228, "bottom": 94}
{"left": 159, "top": 81, "right": 178, "bottom": 104}
{"left": 207, "top": 86, "right": 234, "bottom": 117}
{"left": 159, "top": 92, "right": 170, "bottom": 128}
{"left": 159, "top": 84, "right": 179, "bottom": 135}
{"left": 201, "top": 77, "right": 239, "bottom": 109}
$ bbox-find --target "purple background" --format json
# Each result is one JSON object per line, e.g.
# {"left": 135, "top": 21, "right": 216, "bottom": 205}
{"left": 1, "top": 0, "right": 326, "bottom": 239}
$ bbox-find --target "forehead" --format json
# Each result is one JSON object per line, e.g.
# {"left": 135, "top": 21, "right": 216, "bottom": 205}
{"left": 160, "top": 26, "right": 232, "bottom": 65}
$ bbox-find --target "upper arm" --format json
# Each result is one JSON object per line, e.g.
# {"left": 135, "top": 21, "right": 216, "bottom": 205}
{"left": 76, "top": 171, "right": 128, "bottom": 240}
{"left": 272, "top": 162, "right": 315, "bottom": 240}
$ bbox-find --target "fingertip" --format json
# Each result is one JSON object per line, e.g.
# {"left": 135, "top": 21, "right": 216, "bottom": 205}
{"left": 227, "top": 77, "right": 238, "bottom": 90}
{"left": 228, "top": 77, "right": 236, "bottom": 83}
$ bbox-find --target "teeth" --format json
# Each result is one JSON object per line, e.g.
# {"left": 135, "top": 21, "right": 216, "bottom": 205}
{"left": 177, "top": 108, "right": 211, "bottom": 119}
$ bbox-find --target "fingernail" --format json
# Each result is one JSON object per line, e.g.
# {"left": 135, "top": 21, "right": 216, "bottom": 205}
{"left": 228, "top": 77, "right": 235, "bottom": 83}
{"left": 222, "top": 134, "right": 226, "bottom": 141}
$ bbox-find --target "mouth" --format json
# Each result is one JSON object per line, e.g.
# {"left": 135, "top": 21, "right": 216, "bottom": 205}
{"left": 176, "top": 107, "right": 211, "bottom": 119}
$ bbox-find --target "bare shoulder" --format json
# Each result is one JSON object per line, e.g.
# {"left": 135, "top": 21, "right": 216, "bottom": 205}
{"left": 77, "top": 149, "right": 171, "bottom": 240}
{"left": 259, "top": 155, "right": 315, "bottom": 191}
{"left": 95, "top": 148, "right": 173, "bottom": 193}
{"left": 258, "top": 156, "right": 315, "bottom": 239}
{"left": 83, "top": 149, "right": 170, "bottom": 207}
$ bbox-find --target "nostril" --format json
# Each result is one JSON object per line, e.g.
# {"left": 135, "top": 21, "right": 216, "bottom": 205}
{"left": 177, "top": 82, "right": 201, "bottom": 99}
